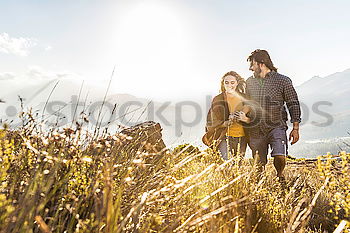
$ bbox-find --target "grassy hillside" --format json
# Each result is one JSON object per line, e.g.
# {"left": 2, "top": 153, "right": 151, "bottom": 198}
{"left": 0, "top": 113, "right": 349, "bottom": 232}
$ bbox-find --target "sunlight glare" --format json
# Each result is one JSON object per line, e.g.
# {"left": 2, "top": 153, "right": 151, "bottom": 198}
{"left": 113, "top": 2, "right": 194, "bottom": 99}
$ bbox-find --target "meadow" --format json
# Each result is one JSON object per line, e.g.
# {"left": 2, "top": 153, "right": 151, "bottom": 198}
{"left": 0, "top": 111, "right": 349, "bottom": 232}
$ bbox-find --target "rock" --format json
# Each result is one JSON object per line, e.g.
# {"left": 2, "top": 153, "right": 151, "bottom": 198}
{"left": 120, "top": 121, "right": 166, "bottom": 154}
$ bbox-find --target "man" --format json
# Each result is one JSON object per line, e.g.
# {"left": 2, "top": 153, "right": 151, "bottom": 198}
{"left": 241, "top": 49, "right": 301, "bottom": 181}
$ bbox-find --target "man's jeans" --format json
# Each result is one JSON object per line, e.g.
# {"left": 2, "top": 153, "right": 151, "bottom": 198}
{"left": 249, "top": 127, "right": 288, "bottom": 165}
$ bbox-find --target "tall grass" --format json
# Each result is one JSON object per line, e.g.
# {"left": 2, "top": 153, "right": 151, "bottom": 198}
{"left": 0, "top": 112, "right": 349, "bottom": 232}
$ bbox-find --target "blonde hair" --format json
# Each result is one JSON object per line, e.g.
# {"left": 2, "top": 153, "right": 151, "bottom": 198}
{"left": 220, "top": 71, "right": 246, "bottom": 95}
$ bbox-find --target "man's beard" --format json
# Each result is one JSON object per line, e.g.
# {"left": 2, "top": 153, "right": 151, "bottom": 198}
{"left": 254, "top": 66, "right": 262, "bottom": 78}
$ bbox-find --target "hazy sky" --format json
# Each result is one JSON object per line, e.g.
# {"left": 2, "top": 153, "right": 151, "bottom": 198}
{"left": 1, "top": 0, "right": 350, "bottom": 102}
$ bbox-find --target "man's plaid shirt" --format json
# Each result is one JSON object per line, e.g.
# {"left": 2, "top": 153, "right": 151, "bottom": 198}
{"left": 245, "top": 71, "right": 301, "bottom": 137}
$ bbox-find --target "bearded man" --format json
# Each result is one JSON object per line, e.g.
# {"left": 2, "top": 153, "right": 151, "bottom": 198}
{"left": 240, "top": 49, "right": 301, "bottom": 181}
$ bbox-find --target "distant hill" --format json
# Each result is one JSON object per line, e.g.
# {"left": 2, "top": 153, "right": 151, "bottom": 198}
{"left": 296, "top": 68, "right": 350, "bottom": 112}
{"left": 294, "top": 68, "right": 350, "bottom": 142}
{"left": 1, "top": 77, "right": 202, "bottom": 146}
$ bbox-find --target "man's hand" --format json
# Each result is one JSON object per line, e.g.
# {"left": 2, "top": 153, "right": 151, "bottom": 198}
{"left": 236, "top": 111, "right": 250, "bottom": 123}
{"left": 289, "top": 129, "right": 299, "bottom": 145}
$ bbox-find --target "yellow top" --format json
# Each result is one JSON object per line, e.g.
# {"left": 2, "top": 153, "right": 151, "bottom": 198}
{"left": 226, "top": 94, "right": 245, "bottom": 137}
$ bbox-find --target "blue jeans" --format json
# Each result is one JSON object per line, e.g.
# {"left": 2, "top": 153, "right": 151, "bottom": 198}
{"left": 249, "top": 128, "right": 288, "bottom": 165}
{"left": 218, "top": 136, "right": 247, "bottom": 161}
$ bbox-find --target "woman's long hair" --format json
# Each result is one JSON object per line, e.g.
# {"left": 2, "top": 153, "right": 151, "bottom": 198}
{"left": 220, "top": 71, "right": 246, "bottom": 95}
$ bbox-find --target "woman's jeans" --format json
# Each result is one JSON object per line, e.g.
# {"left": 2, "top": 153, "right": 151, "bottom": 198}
{"left": 218, "top": 136, "right": 247, "bottom": 161}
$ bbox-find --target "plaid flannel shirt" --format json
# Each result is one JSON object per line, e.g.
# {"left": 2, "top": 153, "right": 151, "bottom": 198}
{"left": 245, "top": 71, "right": 301, "bottom": 137}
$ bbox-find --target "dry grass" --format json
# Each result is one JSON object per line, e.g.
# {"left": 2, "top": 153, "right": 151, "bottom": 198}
{"left": 0, "top": 112, "right": 349, "bottom": 232}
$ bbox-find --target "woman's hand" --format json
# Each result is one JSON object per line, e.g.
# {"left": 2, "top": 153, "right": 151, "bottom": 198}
{"left": 235, "top": 111, "right": 250, "bottom": 123}
{"left": 222, "top": 120, "right": 233, "bottom": 127}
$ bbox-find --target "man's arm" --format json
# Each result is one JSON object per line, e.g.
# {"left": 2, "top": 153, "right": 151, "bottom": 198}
{"left": 283, "top": 79, "right": 301, "bottom": 123}
{"left": 283, "top": 79, "right": 301, "bottom": 144}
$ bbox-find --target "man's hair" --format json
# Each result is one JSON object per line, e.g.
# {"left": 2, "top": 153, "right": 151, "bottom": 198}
{"left": 247, "top": 49, "right": 277, "bottom": 72}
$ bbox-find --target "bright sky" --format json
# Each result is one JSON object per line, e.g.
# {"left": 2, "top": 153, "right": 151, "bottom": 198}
{"left": 1, "top": 0, "right": 350, "bottom": 102}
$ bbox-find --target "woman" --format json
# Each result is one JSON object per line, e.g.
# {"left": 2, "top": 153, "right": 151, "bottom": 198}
{"left": 202, "top": 71, "right": 250, "bottom": 161}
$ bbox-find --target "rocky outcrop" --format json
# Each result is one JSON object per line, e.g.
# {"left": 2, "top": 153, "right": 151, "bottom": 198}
{"left": 120, "top": 121, "right": 166, "bottom": 154}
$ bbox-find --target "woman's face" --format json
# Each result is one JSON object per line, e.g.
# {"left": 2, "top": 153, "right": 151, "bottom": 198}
{"left": 223, "top": 75, "right": 238, "bottom": 93}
